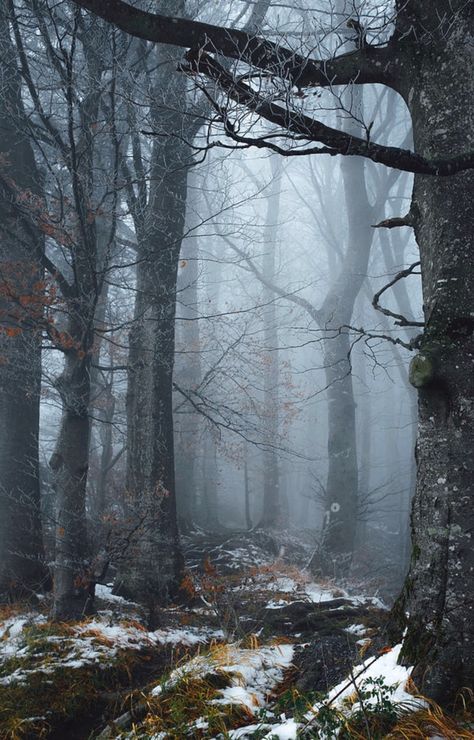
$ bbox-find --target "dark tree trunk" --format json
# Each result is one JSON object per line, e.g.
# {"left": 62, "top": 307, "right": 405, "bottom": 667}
{"left": 51, "top": 347, "right": 93, "bottom": 620}
{"left": 319, "top": 331, "right": 359, "bottom": 572}
{"left": 0, "top": 11, "right": 46, "bottom": 598}
{"left": 118, "top": 102, "right": 187, "bottom": 606}
{"left": 49, "top": 39, "right": 103, "bottom": 618}
{"left": 390, "top": 19, "right": 474, "bottom": 702}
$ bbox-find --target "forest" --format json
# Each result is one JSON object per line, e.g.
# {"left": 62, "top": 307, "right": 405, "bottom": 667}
{"left": 0, "top": 0, "right": 472, "bottom": 738}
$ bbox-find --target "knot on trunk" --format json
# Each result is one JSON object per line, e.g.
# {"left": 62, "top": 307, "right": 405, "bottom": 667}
{"left": 409, "top": 352, "right": 436, "bottom": 388}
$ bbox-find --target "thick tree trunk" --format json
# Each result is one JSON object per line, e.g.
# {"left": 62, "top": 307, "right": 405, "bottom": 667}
{"left": 50, "top": 344, "right": 93, "bottom": 620}
{"left": 0, "top": 12, "right": 46, "bottom": 598}
{"left": 118, "top": 135, "right": 187, "bottom": 606}
{"left": 390, "top": 21, "right": 474, "bottom": 703}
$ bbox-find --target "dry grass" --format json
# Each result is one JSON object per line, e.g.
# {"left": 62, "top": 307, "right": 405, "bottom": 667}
{"left": 386, "top": 689, "right": 474, "bottom": 740}
{"left": 0, "top": 618, "right": 150, "bottom": 740}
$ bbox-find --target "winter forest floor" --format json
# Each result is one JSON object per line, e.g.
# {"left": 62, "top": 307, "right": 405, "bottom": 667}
{"left": 0, "top": 531, "right": 472, "bottom": 739}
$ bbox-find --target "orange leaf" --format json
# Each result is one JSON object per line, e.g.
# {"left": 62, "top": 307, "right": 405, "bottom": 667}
{"left": 4, "top": 327, "right": 22, "bottom": 337}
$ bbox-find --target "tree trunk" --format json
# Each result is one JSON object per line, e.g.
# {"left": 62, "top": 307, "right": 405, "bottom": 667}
{"left": 50, "top": 343, "right": 94, "bottom": 620}
{"left": 261, "top": 157, "right": 284, "bottom": 528}
{"left": 244, "top": 444, "right": 252, "bottom": 530}
{"left": 118, "top": 121, "right": 187, "bottom": 607}
{"left": 317, "top": 129, "right": 374, "bottom": 574}
{"left": 201, "top": 435, "right": 220, "bottom": 531}
{"left": 390, "top": 24, "right": 474, "bottom": 703}
{"left": 0, "top": 11, "right": 46, "bottom": 598}
{"left": 319, "top": 330, "right": 358, "bottom": 572}
{"left": 175, "top": 234, "right": 202, "bottom": 529}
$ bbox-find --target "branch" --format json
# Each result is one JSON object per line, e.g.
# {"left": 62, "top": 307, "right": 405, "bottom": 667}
{"left": 41, "top": 253, "right": 75, "bottom": 300}
{"left": 185, "top": 54, "right": 474, "bottom": 176}
{"left": 71, "top": 1, "right": 474, "bottom": 176}
{"left": 372, "top": 214, "right": 413, "bottom": 229}
{"left": 71, "top": 0, "right": 391, "bottom": 88}
{"left": 222, "top": 234, "right": 322, "bottom": 324}
{"left": 372, "top": 261, "right": 424, "bottom": 328}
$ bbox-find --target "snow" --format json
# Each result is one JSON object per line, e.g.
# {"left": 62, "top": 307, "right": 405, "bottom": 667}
{"left": 344, "top": 623, "right": 368, "bottom": 636}
{"left": 305, "top": 584, "right": 341, "bottom": 603}
{"left": 150, "top": 642, "right": 294, "bottom": 716}
{"left": 213, "top": 644, "right": 294, "bottom": 712}
{"left": 229, "top": 723, "right": 269, "bottom": 739}
{"left": 264, "top": 578, "right": 387, "bottom": 612}
{"left": 267, "top": 577, "right": 299, "bottom": 593}
{"left": 265, "top": 599, "right": 293, "bottom": 609}
{"left": 326, "top": 643, "right": 422, "bottom": 710}
{"left": 95, "top": 584, "right": 130, "bottom": 604}
{"left": 75, "top": 619, "right": 224, "bottom": 650}
{"left": 213, "top": 685, "right": 260, "bottom": 712}
{"left": 228, "top": 716, "right": 299, "bottom": 739}
{"left": 0, "top": 614, "right": 47, "bottom": 660}
{"left": 0, "top": 611, "right": 224, "bottom": 687}
{"left": 263, "top": 717, "right": 299, "bottom": 739}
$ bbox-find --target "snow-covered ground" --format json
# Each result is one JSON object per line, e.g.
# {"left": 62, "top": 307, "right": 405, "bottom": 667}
{"left": 224, "top": 644, "right": 423, "bottom": 739}
{"left": 0, "top": 564, "right": 427, "bottom": 738}
{"left": 0, "top": 601, "right": 224, "bottom": 688}
{"left": 261, "top": 573, "right": 387, "bottom": 612}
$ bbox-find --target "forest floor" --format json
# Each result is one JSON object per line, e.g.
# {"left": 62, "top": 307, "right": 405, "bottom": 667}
{"left": 0, "top": 530, "right": 472, "bottom": 739}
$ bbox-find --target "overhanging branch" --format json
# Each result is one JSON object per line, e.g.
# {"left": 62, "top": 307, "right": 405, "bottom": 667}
{"left": 71, "top": 0, "right": 392, "bottom": 88}
{"left": 71, "top": 0, "right": 474, "bottom": 176}
{"left": 184, "top": 54, "right": 474, "bottom": 176}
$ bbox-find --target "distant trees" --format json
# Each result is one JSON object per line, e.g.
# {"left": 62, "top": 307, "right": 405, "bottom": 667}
{"left": 72, "top": 0, "right": 474, "bottom": 704}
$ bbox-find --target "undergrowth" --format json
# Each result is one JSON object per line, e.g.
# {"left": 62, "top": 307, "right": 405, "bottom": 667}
{"left": 0, "top": 620, "right": 151, "bottom": 740}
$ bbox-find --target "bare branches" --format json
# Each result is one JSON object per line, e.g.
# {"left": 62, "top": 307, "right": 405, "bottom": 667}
{"left": 71, "top": 0, "right": 391, "bottom": 88}
{"left": 70, "top": 1, "right": 474, "bottom": 177}
{"left": 185, "top": 53, "right": 474, "bottom": 176}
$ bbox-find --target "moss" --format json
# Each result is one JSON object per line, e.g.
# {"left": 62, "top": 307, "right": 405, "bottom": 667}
{"left": 399, "top": 619, "right": 434, "bottom": 667}
{"left": 409, "top": 352, "right": 435, "bottom": 387}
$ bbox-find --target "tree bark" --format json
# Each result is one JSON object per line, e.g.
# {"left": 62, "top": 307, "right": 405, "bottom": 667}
{"left": 0, "top": 10, "right": 46, "bottom": 598}
{"left": 51, "top": 346, "right": 93, "bottom": 620}
{"left": 174, "top": 227, "right": 202, "bottom": 529}
{"left": 117, "top": 40, "right": 188, "bottom": 604}
{"left": 390, "top": 19, "right": 474, "bottom": 702}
